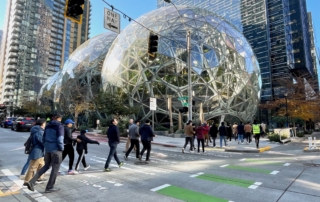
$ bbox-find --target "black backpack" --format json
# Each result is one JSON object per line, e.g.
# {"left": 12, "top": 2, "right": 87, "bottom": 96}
{"left": 24, "top": 135, "right": 34, "bottom": 154}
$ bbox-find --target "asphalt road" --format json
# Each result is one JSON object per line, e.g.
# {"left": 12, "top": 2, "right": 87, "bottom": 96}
{"left": 1, "top": 127, "right": 320, "bottom": 202}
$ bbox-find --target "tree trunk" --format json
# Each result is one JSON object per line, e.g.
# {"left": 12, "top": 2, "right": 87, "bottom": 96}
{"left": 75, "top": 111, "right": 79, "bottom": 129}
{"left": 304, "top": 120, "right": 307, "bottom": 131}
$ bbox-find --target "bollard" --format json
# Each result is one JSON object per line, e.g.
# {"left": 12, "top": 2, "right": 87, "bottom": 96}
{"left": 308, "top": 137, "right": 312, "bottom": 149}
{"left": 314, "top": 137, "right": 317, "bottom": 149}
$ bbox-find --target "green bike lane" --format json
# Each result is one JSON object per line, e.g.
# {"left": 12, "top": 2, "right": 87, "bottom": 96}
{"left": 149, "top": 157, "right": 307, "bottom": 202}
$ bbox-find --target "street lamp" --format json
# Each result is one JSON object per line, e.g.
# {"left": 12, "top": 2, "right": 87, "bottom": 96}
{"left": 284, "top": 92, "right": 288, "bottom": 127}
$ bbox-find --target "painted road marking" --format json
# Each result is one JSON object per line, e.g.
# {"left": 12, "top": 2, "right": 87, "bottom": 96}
{"left": 221, "top": 165, "right": 279, "bottom": 175}
{"left": 284, "top": 163, "right": 291, "bottom": 166}
{"left": 151, "top": 184, "right": 233, "bottom": 202}
{"left": 192, "top": 173, "right": 263, "bottom": 189}
{"left": 242, "top": 159, "right": 283, "bottom": 165}
{"left": 239, "top": 158, "right": 246, "bottom": 161}
{"left": 1, "top": 169, "right": 52, "bottom": 201}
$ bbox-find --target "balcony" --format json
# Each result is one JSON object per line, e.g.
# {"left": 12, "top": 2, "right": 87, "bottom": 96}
{"left": 8, "top": 52, "right": 18, "bottom": 58}
{"left": 9, "top": 46, "right": 19, "bottom": 52}
{"left": 3, "top": 98, "right": 11, "bottom": 103}
{"left": 4, "top": 91, "right": 14, "bottom": 96}
{"left": 6, "top": 71, "right": 16, "bottom": 77}
{"left": 7, "top": 65, "right": 16, "bottom": 70}
{"left": 12, "top": 27, "right": 20, "bottom": 33}
{"left": 4, "top": 85, "right": 14, "bottom": 90}
{"left": 5, "top": 79, "right": 16, "bottom": 84}
{"left": 12, "top": 21, "right": 20, "bottom": 27}
{"left": 10, "top": 39, "right": 19, "bottom": 45}
{"left": 11, "top": 33, "right": 19, "bottom": 39}
{"left": 13, "top": 15, "right": 21, "bottom": 22}
{"left": 8, "top": 58, "right": 18, "bottom": 64}
{"left": 15, "top": 9, "right": 23, "bottom": 16}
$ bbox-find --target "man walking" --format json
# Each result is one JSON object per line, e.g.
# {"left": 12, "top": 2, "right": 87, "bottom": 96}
{"left": 124, "top": 119, "right": 134, "bottom": 153}
{"left": 26, "top": 113, "right": 64, "bottom": 193}
{"left": 244, "top": 121, "right": 252, "bottom": 144}
{"left": 104, "top": 119, "right": 124, "bottom": 172}
{"left": 218, "top": 122, "right": 228, "bottom": 147}
{"left": 139, "top": 120, "right": 155, "bottom": 162}
{"left": 237, "top": 122, "right": 245, "bottom": 144}
{"left": 124, "top": 120, "right": 140, "bottom": 160}
{"left": 232, "top": 122, "right": 238, "bottom": 141}
{"left": 209, "top": 121, "right": 218, "bottom": 147}
{"left": 62, "top": 119, "right": 77, "bottom": 174}
{"left": 252, "top": 120, "right": 262, "bottom": 149}
{"left": 182, "top": 120, "right": 195, "bottom": 153}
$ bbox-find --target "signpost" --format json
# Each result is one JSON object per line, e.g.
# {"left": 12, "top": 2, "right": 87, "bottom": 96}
{"left": 178, "top": 96, "right": 188, "bottom": 100}
{"left": 104, "top": 8, "right": 120, "bottom": 34}
{"left": 150, "top": 98, "right": 156, "bottom": 130}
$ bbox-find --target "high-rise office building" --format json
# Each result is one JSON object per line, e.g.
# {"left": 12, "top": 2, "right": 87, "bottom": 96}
{"left": 157, "top": 0, "right": 316, "bottom": 101}
{"left": 308, "top": 12, "right": 319, "bottom": 91}
{"left": 0, "top": 0, "right": 91, "bottom": 106}
{"left": 0, "top": 30, "right": 3, "bottom": 49}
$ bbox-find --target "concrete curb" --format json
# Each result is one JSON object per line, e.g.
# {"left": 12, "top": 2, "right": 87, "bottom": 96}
{"left": 225, "top": 146, "right": 271, "bottom": 153}
{"left": 303, "top": 147, "right": 320, "bottom": 152}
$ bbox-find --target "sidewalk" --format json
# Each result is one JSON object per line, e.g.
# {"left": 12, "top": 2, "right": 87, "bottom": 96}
{"left": 81, "top": 131, "right": 278, "bottom": 153}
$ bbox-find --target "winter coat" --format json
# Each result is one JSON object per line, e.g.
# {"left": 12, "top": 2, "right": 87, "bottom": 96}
{"left": 209, "top": 124, "right": 218, "bottom": 138}
{"left": 64, "top": 126, "right": 75, "bottom": 145}
{"left": 128, "top": 124, "right": 140, "bottom": 140}
{"left": 107, "top": 124, "right": 120, "bottom": 144}
{"left": 29, "top": 125, "right": 45, "bottom": 160}
{"left": 237, "top": 124, "right": 245, "bottom": 135}
{"left": 218, "top": 125, "right": 228, "bottom": 136}
{"left": 184, "top": 124, "right": 194, "bottom": 137}
{"left": 139, "top": 124, "right": 154, "bottom": 141}
{"left": 76, "top": 133, "right": 99, "bottom": 153}
{"left": 226, "top": 125, "right": 232, "bottom": 137}
{"left": 196, "top": 126, "right": 209, "bottom": 139}
{"left": 43, "top": 120, "right": 64, "bottom": 152}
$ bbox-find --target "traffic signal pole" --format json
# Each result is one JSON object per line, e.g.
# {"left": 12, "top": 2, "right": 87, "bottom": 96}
{"left": 187, "top": 30, "right": 192, "bottom": 121}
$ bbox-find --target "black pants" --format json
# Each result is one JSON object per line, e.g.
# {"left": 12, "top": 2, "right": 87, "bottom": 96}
{"left": 125, "top": 139, "right": 140, "bottom": 158}
{"left": 104, "top": 142, "right": 121, "bottom": 169}
{"left": 75, "top": 149, "right": 87, "bottom": 171}
{"left": 29, "top": 151, "right": 62, "bottom": 190}
{"left": 183, "top": 137, "right": 193, "bottom": 151}
{"left": 234, "top": 133, "right": 238, "bottom": 141}
{"left": 245, "top": 132, "right": 252, "bottom": 143}
{"left": 228, "top": 135, "right": 232, "bottom": 141}
{"left": 62, "top": 144, "right": 75, "bottom": 170}
{"left": 140, "top": 140, "right": 151, "bottom": 161}
{"left": 254, "top": 134, "right": 260, "bottom": 148}
{"left": 197, "top": 139, "right": 204, "bottom": 152}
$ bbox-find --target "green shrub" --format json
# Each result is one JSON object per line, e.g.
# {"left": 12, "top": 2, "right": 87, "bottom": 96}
{"left": 100, "top": 127, "right": 108, "bottom": 135}
{"left": 268, "top": 133, "right": 287, "bottom": 142}
{"left": 296, "top": 132, "right": 305, "bottom": 137}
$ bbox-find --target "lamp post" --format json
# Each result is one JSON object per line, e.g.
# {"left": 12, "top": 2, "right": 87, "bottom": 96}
{"left": 284, "top": 93, "right": 288, "bottom": 127}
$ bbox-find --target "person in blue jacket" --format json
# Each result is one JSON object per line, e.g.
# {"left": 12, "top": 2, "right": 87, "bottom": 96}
{"left": 23, "top": 119, "right": 47, "bottom": 186}
{"left": 139, "top": 120, "right": 155, "bottom": 163}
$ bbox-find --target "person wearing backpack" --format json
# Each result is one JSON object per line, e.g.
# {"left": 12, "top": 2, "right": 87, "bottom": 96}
{"left": 23, "top": 119, "right": 47, "bottom": 186}
{"left": 26, "top": 113, "right": 64, "bottom": 193}
{"left": 75, "top": 130, "right": 100, "bottom": 171}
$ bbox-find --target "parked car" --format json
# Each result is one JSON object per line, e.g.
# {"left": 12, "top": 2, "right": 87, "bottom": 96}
{"left": 11, "top": 117, "right": 35, "bottom": 132}
{"left": 1, "top": 117, "right": 17, "bottom": 128}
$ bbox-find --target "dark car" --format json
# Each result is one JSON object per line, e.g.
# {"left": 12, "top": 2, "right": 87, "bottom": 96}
{"left": 11, "top": 117, "right": 35, "bottom": 132}
{"left": 1, "top": 117, "right": 17, "bottom": 128}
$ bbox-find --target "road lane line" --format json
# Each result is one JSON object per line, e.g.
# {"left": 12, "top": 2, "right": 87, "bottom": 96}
{"left": 270, "top": 171, "right": 279, "bottom": 175}
{"left": 150, "top": 184, "right": 171, "bottom": 192}
{"left": 284, "top": 163, "right": 290, "bottom": 166}
{"left": 220, "top": 164, "right": 229, "bottom": 167}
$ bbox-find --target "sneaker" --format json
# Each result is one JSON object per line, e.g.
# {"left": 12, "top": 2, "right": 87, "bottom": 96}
{"left": 119, "top": 162, "right": 124, "bottom": 168}
{"left": 36, "top": 178, "right": 48, "bottom": 184}
{"left": 124, "top": 155, "right": 128, "bottom": 161}
{"left": 84, "top": 165, "right": 90, "bottom": 171}
{"left": 145, "top": 160, "right": 150, "bottom": 163}
{"left": 138, "top": 155, "right": 142, "bottom": 161}
{"left": 23, "top": 182, "right": 28, "bottom": 187}
{"left": 189, "top": 150, "right": 194, "bottom": 153}
{"left": 182, "top": 148, "right": 184, "bottom": 153}
{"left": 68, "top": 170, "right": 74, "bottom": 174}
{"left": 103, "top": 168, "right": 112, "bottom": 172}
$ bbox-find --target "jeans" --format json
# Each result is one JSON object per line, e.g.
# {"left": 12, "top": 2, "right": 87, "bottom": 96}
{"left": 29, "top": 151, "right": 62, "bottom": 190}
{"left": 197, "top": 139, "right": 204, "bottom": 152}
{"left": 21, "top": 155, "right": 31, "bottom": 175}
{"left": 238, "top": 134, "right": 244, "bottom": 142}
{"left": 183, "top": 137, "right": 194, "bottom": 151}
{"left": 219, "top": 136, "right": 227, "bottom": 147}
{"left": 140, "top": 140, "right": 151, "bottom": 161}
{"left": 211, "top": 137, "right": 216, "bottom": 147}
{"left": 254, "top": 134, "right": 260, "bottom": 148}
{"left": 104, "top": 142, "right": 121, "bottom": 169}
{"left": 62, "top": 144, "right": 75, "bottom": 170}
{"left": 75, "top": 149, "right": 87, "bottom": 171}
{"left": 125, "top": 139, "right": 140, "bottom": 158}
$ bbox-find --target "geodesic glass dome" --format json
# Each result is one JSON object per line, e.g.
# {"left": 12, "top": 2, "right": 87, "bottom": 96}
{"left": 39, "top": 32, "right": 118, "bottom": 103}
{"left": 102, "top": 5, "right": 261, "bottom": 124}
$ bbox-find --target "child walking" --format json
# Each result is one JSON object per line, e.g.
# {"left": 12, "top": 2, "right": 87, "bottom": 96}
{"left": 75, "top": 130, "right": 100, "bottom": 171}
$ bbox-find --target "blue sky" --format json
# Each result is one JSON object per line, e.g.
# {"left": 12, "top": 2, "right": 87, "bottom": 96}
{"left": 0, "top": 0, "right": 319, "bottom": 61}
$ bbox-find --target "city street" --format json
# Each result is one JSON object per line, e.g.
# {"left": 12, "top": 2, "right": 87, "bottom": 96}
{"left": 1, "top": 127, "right": 320, "bottom": 202}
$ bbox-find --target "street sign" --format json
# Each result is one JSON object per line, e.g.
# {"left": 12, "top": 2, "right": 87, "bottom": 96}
{"left": 150, "top": 97, "right": 157, "bottom": 110}
{"left": 182, "top": 102, "right": 189, "bottom": 107}
{"left": 178, "top": 96, "right": 188, "bottom": 100}
{"left": 104, "top": 8, "right": 120, "bottom": 34}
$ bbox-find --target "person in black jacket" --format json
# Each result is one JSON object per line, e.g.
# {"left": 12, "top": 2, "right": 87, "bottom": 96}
{"left": 209, "top": 121, "right": 218, "bottom": 147}
{"left": 75, "top": 130, "right": 100, "bottom": 171}
{"left": 218, "top": 122, "right": 228, "bottom": 147}
{"left": 226, "top": 122, "right": 232, "bottom": 141}
{"left": 62, "top": 119, "right": 77, "bottom": 174}
{"left": 139, "top": 120, "right": 155, "bottom": 162}
{"left": 104, "top": 119, "right": 124, "bottom": 172}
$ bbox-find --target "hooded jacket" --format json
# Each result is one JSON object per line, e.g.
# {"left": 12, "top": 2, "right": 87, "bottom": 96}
{"left": 43, "top": 120, "right": 64, "bottom": 152}
{"left": 76, "top": 133, "right": 99, "bottom": 153}
{"left": 29, "top": 125, "right": 45, "bottom": 160}
{"left": 107, "top": 124, "right": 120, "bottom": 144}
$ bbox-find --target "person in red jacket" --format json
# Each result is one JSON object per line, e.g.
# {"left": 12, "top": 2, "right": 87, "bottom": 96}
{"left": 196, "top": 123, "right": 209, "bottom": 153}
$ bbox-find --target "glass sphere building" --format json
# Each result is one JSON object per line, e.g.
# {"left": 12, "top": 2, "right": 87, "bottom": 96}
{"left": 102, "top": 6, "right": 261, "bottom": 125}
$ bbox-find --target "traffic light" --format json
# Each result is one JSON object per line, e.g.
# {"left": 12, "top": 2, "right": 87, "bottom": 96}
{"left": 148, "top": 33, "right": 159, "bottom": 57}
{"left": 64, "top": 0, "right": 85, "bottom": 24}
